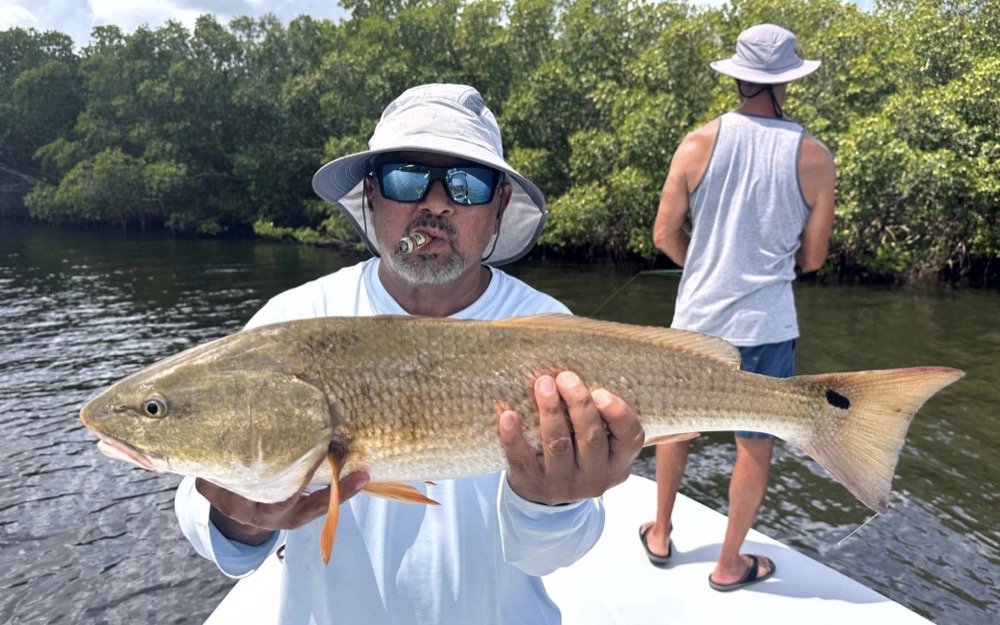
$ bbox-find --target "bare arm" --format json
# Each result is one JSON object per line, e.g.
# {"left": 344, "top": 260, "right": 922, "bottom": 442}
{"left": 652, "top": 123, "right": 716, "bottom": 267}
{"left": 653, "top": 160, "right": 691, "bottom": 266}
{"left": 796, "top": 134, "right": 837, "bottom": 273}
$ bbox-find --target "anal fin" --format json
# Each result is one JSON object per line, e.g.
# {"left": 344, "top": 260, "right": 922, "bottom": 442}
{"left": 363, "top": 481, "right": 441, "bottom": 505}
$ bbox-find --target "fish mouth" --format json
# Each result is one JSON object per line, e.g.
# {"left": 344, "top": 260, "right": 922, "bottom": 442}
{"left": 94, "top": 435, "right": 161, "bottom": 472}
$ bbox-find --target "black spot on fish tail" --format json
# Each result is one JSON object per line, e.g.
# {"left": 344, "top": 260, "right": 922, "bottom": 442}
{"left": 826, "top": 389, "right": 851, "bottom": 410}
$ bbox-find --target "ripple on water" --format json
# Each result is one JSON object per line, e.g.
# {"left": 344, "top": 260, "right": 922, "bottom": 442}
{"left": 3, "top": 224, "right": 998, "bottom": 625}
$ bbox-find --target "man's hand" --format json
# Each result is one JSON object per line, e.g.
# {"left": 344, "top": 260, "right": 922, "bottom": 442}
{"left": 197, "top": 458, "right": 370, "bottom": 545}
{"left": 498, "top": 371, "right": 645, "bottom": 506}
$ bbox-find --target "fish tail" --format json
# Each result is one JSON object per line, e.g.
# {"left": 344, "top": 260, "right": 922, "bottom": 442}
{"left": 791, "top": 366, "right": 964, "bottom": 514}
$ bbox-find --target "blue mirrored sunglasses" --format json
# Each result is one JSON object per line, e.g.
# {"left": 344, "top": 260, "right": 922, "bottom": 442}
{"left": 372, "top": 162, "right": 504, "bottom": 205}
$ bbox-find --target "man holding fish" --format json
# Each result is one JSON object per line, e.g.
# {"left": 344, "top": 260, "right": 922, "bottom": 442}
{"left": 80, "top": 69, "right": 960, "bottom": 624}
{"left": 173, "top": 83, "right": 647, "bottom": 624}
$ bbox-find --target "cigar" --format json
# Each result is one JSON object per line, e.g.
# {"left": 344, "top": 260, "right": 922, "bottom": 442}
{"left": 396, "top": 232, "right": 430, "bottom": 254}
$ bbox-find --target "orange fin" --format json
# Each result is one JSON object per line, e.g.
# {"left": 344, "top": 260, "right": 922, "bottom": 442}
{"left": 643, "top": 432, "right": 700, "bottom": 446}
{"left": 319, "top": 451, "right": 340, "bottom": 564}
{"left": 363, "top": 481, "right": 441, "bottom": 505}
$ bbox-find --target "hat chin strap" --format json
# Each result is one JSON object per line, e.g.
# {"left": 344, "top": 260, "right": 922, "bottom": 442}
{"left": 361, "top": 186, "right": 381, "bottom": 259}
{"left": 737, "top": 81, "right": 784, "bottom": 118}
{"left": 480, "top": 212, "right": 502, "bottom": 263}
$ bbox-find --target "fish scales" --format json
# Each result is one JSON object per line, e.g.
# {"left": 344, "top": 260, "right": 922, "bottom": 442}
{"left": 285, "top": 318, "right": 763, "bottom": 480}
{"left": 80, "top": 313, "right": 964, "bottom": 515}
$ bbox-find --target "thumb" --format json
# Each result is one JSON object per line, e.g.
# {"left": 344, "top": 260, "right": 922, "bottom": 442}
{"left": 337, "top": 471, "right": 371, "bottom": 504}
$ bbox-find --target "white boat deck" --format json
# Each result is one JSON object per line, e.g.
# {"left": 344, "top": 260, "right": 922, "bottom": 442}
{"left": 206, "top": 475, "right": 932, "bottom": 624}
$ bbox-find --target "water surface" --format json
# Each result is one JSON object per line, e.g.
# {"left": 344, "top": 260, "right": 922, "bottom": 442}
{"left": 1, "top": 223, "right": 996, "bottom": 624}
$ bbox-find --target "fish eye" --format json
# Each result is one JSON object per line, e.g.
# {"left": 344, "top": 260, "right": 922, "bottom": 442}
{"left": 141, "top": 397, "right": 168, "bottom": 419}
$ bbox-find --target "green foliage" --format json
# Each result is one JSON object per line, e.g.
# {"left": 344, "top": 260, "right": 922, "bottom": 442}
{"left": 541, "top": 165, "right": 657, "bottom": 257}
{"left": 831, "top": 0, "right": 1000, "bottom": 278}
{"left": 26, "top": 148, "right": 158, "bottom": 227}
{"left": 540, "top": 182, "right": 608, "bottom": 252}
{"left": 1, "top": 0, "right": 998, "bottom": 282}
{"left": 502, "top": 59, "right": 587, "bottom": 196}
{"left": 253, "top": 219, "right": 326, "bottom": 244}
{"left": 837, "top": 50, "right": 1000, "bottom": 277}
{"left": 0, "top": 28, "right": 82, "bottom": 217}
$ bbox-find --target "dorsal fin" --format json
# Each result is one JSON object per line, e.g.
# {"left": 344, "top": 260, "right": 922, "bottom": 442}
{"left": 489, "top": 313, "right": 741, "bottom": 369}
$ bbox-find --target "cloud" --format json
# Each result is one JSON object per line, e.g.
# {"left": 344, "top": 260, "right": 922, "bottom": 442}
{"left": 0, "top": 3, "right": 38, "bottom": 29}
{"left": 1, "top": 1, "right": 96, "bottom": 44}
{"left": 89, "top": 1, "right": 203, "bottom": 33}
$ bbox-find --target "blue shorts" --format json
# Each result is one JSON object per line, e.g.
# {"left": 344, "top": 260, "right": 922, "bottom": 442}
{"left": 735, "top": 339, "right": 796, "bottom": 439}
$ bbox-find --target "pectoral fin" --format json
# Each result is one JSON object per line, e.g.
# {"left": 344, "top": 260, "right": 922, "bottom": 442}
{"left": 319, "top": 451, "right": 340, "bottom": 564}
{"left": 643, "top": 432, "right": 700, "bottom": 446}
{"left": 363, "top": 481, "right": 440, "bottom": 505}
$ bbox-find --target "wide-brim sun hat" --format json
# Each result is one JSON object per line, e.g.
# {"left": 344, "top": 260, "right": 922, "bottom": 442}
{"left": 710, "top": 23, "right": 820, "bottom": 85}
{"left": 312, "top": 83, "right": 546, "bottom": 267}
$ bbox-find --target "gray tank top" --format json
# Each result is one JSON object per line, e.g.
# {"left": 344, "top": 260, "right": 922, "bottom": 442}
{"left": 671, "top": 112, "right": 810, "bottom": 346}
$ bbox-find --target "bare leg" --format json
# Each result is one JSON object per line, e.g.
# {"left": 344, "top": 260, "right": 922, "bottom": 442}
{"left": 640, "top": 440, "right": 690, "bottom": 557}
{"left": 710, "top": 435, "right": 774, "bottom": 584}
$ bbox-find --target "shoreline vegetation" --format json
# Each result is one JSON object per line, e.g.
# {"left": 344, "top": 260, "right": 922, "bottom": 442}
{"left": 1, "top": 0, "right": 997, "bottom": 287}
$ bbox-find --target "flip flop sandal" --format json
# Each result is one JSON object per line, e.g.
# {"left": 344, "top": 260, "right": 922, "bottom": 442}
{"left": 638, "top": 524, "right": 673, "bottom": 568}
{"left": 708, "top": 554, "right": 776, "bottom": 592}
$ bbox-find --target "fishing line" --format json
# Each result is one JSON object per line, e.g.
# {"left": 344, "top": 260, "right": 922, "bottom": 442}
{"left": 588, "top": 273, "right": 642, "bottom": 317}
{"left": 587, "top": 269, "right": 683, "bottom": 317}
{"left": 837, "top": 513, "right": 880, "bottom": 546}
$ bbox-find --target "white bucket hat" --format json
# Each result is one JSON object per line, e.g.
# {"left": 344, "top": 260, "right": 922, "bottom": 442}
{"left": 710, "top": 24, "right": 820, "bottom": 84}
{"left": 312, "top": 83, "right": 546, "bottom": 266}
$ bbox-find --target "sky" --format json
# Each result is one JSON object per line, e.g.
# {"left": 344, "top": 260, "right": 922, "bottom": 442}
{"left": 2, "top": 0, "right": 874, "bottom": 50}
{"left": 0, "top": 0, "right": 352, "bottom": 48}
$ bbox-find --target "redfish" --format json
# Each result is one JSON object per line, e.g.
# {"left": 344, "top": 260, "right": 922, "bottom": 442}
{"left": 80, "top": 314, "right": 963, "bottom": 562}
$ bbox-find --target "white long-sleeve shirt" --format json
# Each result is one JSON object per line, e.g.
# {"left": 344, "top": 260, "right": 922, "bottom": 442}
{"left": 175, "top": 259, "right": 605, "bottom": 625}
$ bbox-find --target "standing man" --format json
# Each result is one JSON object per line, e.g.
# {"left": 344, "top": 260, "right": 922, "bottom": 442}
{"left": 640, "top": 24, "right": 836, "bottom": 591}
{"left": 175, "top": 83, "right": 645, "bottom": 623}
